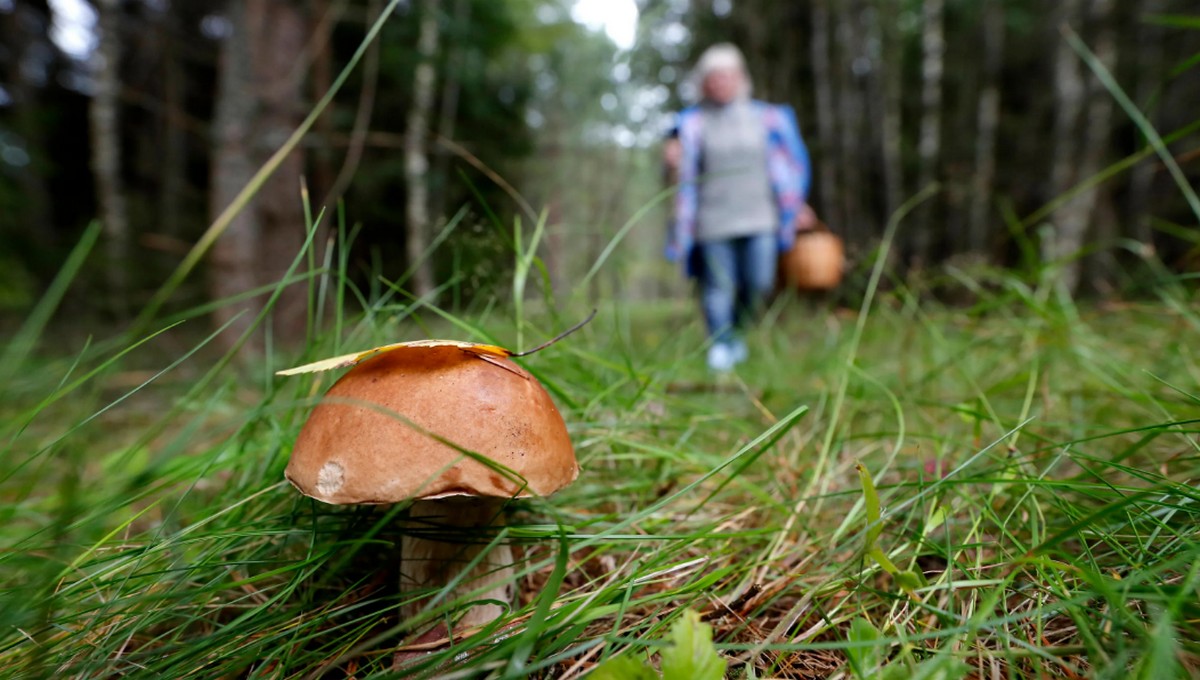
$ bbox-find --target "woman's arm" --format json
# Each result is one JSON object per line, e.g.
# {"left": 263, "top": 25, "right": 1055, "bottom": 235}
{"left": 766, "top": 104, "right": 811, "bottom": 251}
{"left": 781, "top": 105, "right": 811, "bottom": 202}
{"left": 667, "top": 109, "right": 701, "bottom": 262}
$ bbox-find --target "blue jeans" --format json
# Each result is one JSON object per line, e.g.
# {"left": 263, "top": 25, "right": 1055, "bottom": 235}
{"left": 697, "top": 233, "right": 777, "bottom": 345}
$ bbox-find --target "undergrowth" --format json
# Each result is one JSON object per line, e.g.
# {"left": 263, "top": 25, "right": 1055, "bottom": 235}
{"left": 1, "top": 203, "right": 1198, "bottom": 679}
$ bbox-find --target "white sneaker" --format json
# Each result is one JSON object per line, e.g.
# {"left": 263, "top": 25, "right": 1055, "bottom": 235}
{"left": 707, "top": 342, "right": 736, "bottom": 372}
{"left": 731, "top": 339, "right": 748, "bottom": 364}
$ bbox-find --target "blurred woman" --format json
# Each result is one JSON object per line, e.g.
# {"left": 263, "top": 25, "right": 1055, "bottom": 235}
{"left": 667, "top": 43, "right": 812, "bottom": 372}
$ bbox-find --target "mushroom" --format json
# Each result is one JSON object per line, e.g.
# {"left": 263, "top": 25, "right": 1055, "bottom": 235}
{"left": 284, "top": 343, "right": 577, "bottom": 632}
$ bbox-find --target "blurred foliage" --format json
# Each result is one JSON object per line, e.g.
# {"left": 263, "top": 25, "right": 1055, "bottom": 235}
{"left": 0, "top": 0, "right": 628, "bottom": 317}
{"left": 633, "top": 0, "right": 1200, "bottom": 297}
{"left": 3, "top": 0, "right": 1200, "bottom": 322}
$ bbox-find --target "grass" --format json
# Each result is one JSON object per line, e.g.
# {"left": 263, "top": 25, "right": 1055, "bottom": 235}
{"left": 2, "top": 204, "right": 1199, "bottom": 680}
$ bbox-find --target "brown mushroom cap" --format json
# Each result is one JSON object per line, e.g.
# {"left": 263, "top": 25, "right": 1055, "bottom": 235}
{"left": 285, "top": 345, "right": 577, "bottom": 504}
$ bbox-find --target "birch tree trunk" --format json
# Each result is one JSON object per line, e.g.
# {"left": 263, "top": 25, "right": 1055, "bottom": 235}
{"left": 405, "top": 0, "right": 441, "bottom": 298}
{"left": 1043, "top": 0, "right": 1089, "bottom": 291}
{"left": 966, "top": 0, "right": 1005, "bottom": 256}
{"left": 912, "top": 0, "right": 945, "bottom": 267}
{"left": 809, "top": 0, "right": 840, "bottom": 229}
{"left": 90, "top": 0, "right": 129, "bottom": 313}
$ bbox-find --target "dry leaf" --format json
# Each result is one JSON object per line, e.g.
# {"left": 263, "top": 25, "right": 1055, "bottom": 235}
{"left": 276, "top": 339, "right": 512, "bottom": 376}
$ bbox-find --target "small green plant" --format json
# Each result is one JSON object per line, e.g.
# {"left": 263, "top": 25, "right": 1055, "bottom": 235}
{"left": 856, "top": 461, "right": 925, "bottom": 595}
{"left": 591, "top": 610, "right": 726, "bottom": 680}
{"left": 845, "top": 617, "right": 971, "bottom": 680}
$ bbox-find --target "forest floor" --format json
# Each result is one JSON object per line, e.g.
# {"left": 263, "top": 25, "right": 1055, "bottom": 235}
{"left": 2, "top": 273, "right": 1199, "bottom": 678}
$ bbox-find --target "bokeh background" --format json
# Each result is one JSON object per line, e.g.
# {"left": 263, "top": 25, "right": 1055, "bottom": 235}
{"left": 2, "top": 0, "right": 1199, "bottom": 336}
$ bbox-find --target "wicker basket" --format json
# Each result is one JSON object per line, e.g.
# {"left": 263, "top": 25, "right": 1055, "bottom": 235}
{"left": 781, "top": 228, "right": 844, "bottom": 291}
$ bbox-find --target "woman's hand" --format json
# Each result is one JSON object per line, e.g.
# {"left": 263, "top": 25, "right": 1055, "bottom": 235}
{"left": 795, "top": 203, "right": 819, "bottom": 233}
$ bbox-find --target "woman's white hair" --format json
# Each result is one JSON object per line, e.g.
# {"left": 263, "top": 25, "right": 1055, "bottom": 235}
{"left": 687, "top": 42, "right": 753, "bottom": 102}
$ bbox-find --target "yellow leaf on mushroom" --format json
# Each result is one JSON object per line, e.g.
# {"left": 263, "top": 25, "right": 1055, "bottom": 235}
{"left": 276, "top": 339, "right": 513, "bottom": 376}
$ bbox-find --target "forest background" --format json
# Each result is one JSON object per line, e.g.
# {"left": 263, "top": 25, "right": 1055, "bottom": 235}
{"left": 2, "top": 0, "right": 1199, "bottom": 342}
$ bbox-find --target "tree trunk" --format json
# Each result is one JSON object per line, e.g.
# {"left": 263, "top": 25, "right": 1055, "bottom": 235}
{"left": 833, "top": 0, "right": 864, "bottom": 244}
{"left": 911, "top": 0, "right": 945, "bottom": 267}
{"left": 250, "top": 0, "right": 309, "bottom": 334}
{"left": 159, "top": 11, "right": 187, "bottom": 241}
{"left": 90, "top": 0, "right": 130, "bottom": 314}
{"left": 323, "top": 0, "right": 381, "bottom": 211}
{"left": 773, "top": 4, "right": 798, "bottom": 106}
{"left": 1043, "top": 0, "right": 1099, "bottom": 293}
{"left": 739, "top": 0, "right": 772, "bottom": 98}
{"left": 1074, "top": 0, "right": 1118, "bottom": 293}
{"left": 209, "top": 0, "right": 309, "bottom": 350}
{"left": 867, "top": 0, "right": 904, "bottom": 222}
{"left": 1, "top": 4, "right": 54, "bottom": 261}
{"left": 809, "top": 0, "right": 840, "bottom": 229}
{"left": 1126, "top": 0, "right": 1166, "bottom": 247}
{"left": 429, "top": 0, "right": 470, "bottom": 226}
{"left": 210, "top": 0, "right": 260, "bottom": 343}
{"left": 405, "top": 0, "right": 441, "bottom": 298}
{"left": 310, "top": 0, "right": 336, "bottom": 205}
{"left": 966, "top": 0, "right": 1005, "bottom": 256}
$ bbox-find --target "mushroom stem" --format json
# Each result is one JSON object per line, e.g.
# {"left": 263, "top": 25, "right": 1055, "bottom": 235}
{"left": 399, "top": 497, "right": 515, "bottom": 632}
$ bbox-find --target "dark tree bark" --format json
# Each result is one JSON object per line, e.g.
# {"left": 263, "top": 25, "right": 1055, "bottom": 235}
{"left": 866, "top": 0, "right": 904, "bottom": 222}
{"left": 1046, "top": 0, "right": 1117, "bottom": 294}
{"left": 310, "top": 0, "right": 337, "bottom": 205}
{"left": 429, "top": 0, "right": 470, "bottom": 225}
{"left": 1126, "top": 0, "right": 1167, "bottom": 247}
{"left": 1074, "top": 0, "right": 1118, "bottom": 293}
{"left": 323, "top": 0, "right": 381, "bottom": 211}
{"left": 404, "top": 0, "right": 441, "bottom": 298}
{"left": 251, "top": 0, "right": 309, "bottom": 332}
{"left": 967, "top": 0, "right": 1005, "bottom": 256}
{"left": 210, "top": 0, "right": 260, "bottom": 342}
{"left": 833, "top": 0, "right": 870, "bottom": 246}
{"left": 911, "top": 0, "right": 945, "bottom": 267}
{"left": 1, "top": 4, "right": 54, "bottom": 260}
{"left": 209, "top": 0, "right": 309, "bottom": 349}
{"left": 1043, "top": 0, "right": 1086, "bottom": 275}
{"left": 158, "top": 7, "right": 187, "bottom": 240}
{"left": 809, "top": 0, "right": 840, "bottom": 230}
{"left": 90, "top": 0, "right": 130, "bottom": 313}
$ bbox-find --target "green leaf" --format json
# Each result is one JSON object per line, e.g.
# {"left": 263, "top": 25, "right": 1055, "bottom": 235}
{"left": 880, "top": 664, "right": 914, "bottom": 680}
{"left": 1143, "top": 13, "right": 1200, "bottom": 30}
{"left": 846, "top": 617, "right": 884, "bottom": 678}
{"left": 856, "top": 462, "right": 883, "bottom": 549}
{"left": 590, "top": 654, "right": 658, "bottom": 680}
{"left": 895, "top": 570, "right": 928, "bottom": 593}
{"left": 659, "top": 611, "right": 726, "bottom": 680}
{"left": 923, "top": 505, "right": 949, "bottom": 536}
{"left": 906, "top": 654, "right": 972, "bottom": 680}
